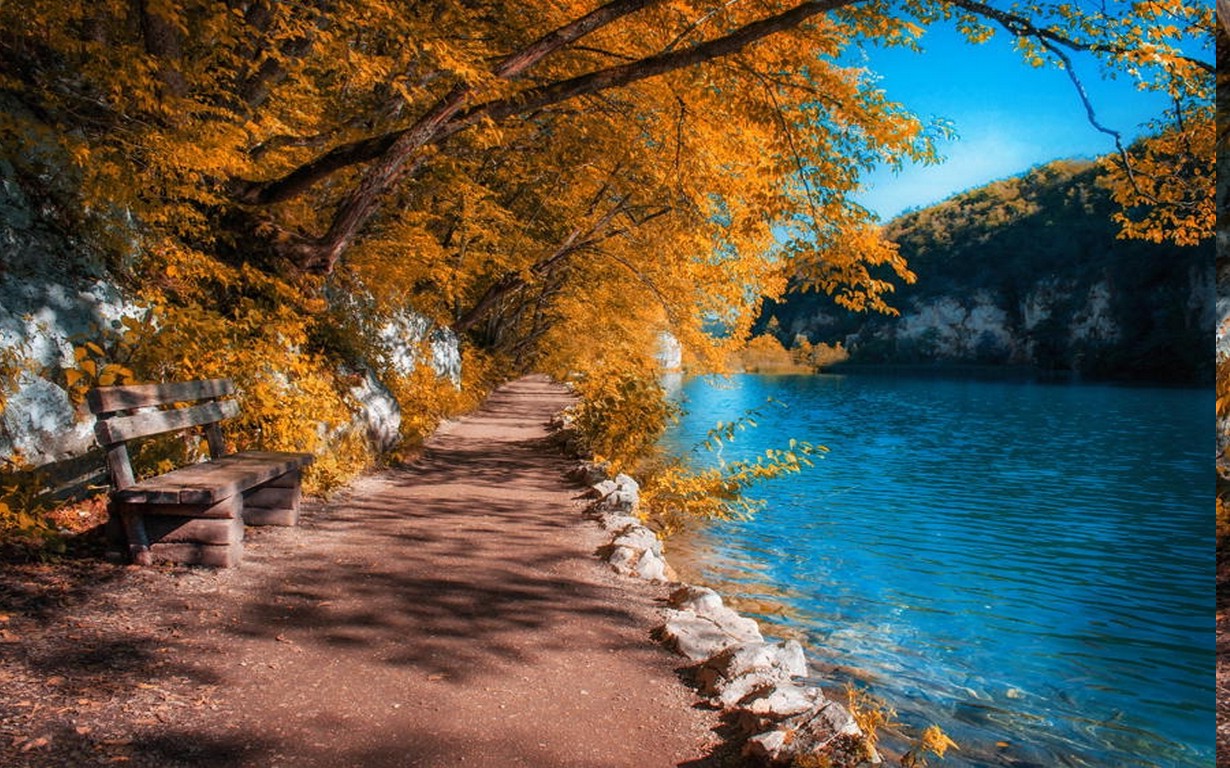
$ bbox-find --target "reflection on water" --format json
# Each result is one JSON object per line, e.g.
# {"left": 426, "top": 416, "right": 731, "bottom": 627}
{"left": 661, "top": 374, "right": 1212, "bottom": 767}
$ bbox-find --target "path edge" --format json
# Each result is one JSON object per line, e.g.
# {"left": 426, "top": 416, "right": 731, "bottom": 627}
{"left": 548, "top": 410, "right": 879, "bottom": 768}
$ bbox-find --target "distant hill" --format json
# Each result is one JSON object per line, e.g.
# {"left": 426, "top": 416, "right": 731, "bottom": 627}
{"left": 759, "top": 159, "right": 1214, "bottom": 384}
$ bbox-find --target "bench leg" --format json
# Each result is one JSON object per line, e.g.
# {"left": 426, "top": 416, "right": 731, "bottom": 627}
{"left": 243, "top": 471, "right": 302, "bottom": 526}
{"left": 113, "top": 497, "right": 244, "bottom": 567}
{"left": 116, "top": 506, "right": 152, "bottom": 566}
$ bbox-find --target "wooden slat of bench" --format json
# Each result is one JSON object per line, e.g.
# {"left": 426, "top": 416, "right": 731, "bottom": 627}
{"left": 114, "top": 451, "right": 314, "bottom": 505}
{"left": 94, "top": 399, "right": 240, "bottom": 447}
{"left": 87, "top": 379, "right": 235, "bottom": 414}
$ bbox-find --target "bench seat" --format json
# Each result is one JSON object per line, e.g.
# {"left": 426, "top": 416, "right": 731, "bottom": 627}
{"left": 114, "top": 451, "right": 315, "bottom": 505}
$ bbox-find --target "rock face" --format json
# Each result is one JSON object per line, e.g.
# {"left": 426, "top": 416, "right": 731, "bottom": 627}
{"left": 0, "top": 157, "right": 145, "bottom": 466}
{"left": 0, "top": 159, "right": 461, "bottom": 472}
{"left": 760, "top": 159, "right": 1212, "bottom": 384}
{"left": 346, "top": 371, "right": 403, "bottom": 454}
{"left": 377, "top": 309, "right": 462, "bottom": 386}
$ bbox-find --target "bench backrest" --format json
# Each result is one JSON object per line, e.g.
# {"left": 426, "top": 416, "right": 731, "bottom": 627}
{"left": 88, "top": 378, "right": 239, "bottom": 491}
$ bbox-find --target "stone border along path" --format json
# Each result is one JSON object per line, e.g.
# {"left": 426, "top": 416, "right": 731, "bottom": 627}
{"left": 570, "top": 444, "right": 873, "bottom": 766}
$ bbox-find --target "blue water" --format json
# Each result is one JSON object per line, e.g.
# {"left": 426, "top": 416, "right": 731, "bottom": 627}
{"left": 660, "top": 373, "right": 1213, "bottom": 767}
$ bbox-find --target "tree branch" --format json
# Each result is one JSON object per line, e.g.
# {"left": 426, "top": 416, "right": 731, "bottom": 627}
{"left": 234, "top": 0, "right": 660, "bottom": 206}
{"left": 454, "top": 195, "right": 632, "bottom": 333}
{"left": 947, "top": 0, "right": 1213, "bottom": 74}
{"left": 274, "top": 0, "right": 854, "bottom": 271}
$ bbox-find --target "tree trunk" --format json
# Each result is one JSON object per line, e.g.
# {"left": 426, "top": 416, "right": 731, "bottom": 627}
{"left": 134, "top": 0, "right": 186, "bottom": 99}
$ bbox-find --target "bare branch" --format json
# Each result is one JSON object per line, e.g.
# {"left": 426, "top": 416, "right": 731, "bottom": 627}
{"left": 947, "top": 0, "right": 1213, "bottom": 74}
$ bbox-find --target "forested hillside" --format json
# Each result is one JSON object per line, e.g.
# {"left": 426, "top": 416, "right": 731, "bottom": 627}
{"left": 760, "top": 160, "right": 1214, "bottom": 384}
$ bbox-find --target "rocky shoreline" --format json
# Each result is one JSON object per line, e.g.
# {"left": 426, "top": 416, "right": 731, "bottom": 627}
{"left": 570, "top": 461, "right": 875, "bottom": 766}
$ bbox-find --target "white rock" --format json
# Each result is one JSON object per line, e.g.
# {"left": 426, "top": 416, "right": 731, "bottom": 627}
{"left": 606, "top": 545, "right": 639, "bottom": 575}
{"left": 598, "top": 514, "right": 640, "bottom": 532}
{"left": 374, "top": 310, "right": 461, "bottom": 385}
{"left": 612, "top": 526, "right": 661, "bottom": 556}
{"left": 668, "top": 585, "right": 726, "bottom": 616}
{"left": 591, "top": 479, "right": 618, "bottom": 498}
{"left": 634, "top": 549, "right": 668, "bottom": 582}
{"left": 658, "top": 608, "right": 763, "bottom": 662}
{"left": 743, "top": 729, "right": 788, "bottom": 761}
{"left": 347, "top": 370, "right": 401, "bottom": 452}
{"left": 613, "top": 473, "right": 640, "bottom": 494}
{"left": 0, "top": 372, "right": 95, "bottom": 465}
{"left": 739, "top": 683, "right": 826, "bottom": 718}
{"left": 698, "top": 641, "right": 809, "bottom": 707}
{"left": 594, "top": 488, "right": 638, "bottom": 513}
{"left": 743, "top": 698, "right": 868, "bottom": 765}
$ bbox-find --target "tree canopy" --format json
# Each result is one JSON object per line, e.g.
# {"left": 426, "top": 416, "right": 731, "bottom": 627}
{"left": 0, "top": 0, "right": 1214, "bottom": 437}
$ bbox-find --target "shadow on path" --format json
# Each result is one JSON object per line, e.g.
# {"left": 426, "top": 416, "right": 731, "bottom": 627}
{"left": 0, "top": 376, "right": 731, "bottom": 767}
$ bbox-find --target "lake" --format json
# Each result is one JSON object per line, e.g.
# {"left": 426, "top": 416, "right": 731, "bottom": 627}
{"left": 659, "top": 373, "right": 1212, "bottom": 767}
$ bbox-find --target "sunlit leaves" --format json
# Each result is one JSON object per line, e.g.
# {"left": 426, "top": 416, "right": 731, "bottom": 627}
{"left": 1099, "top": 109, "right": 1214, "bottom": 245}
{"left": 640, "top": 402, "right": 828, "bottom": 535}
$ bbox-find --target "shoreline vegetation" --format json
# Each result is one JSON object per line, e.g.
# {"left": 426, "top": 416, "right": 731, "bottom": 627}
{"left": 728, "top": 331, "right": 1215, "bottom": 390}
{"left": 730, "top": 333, "right": 850, "bottom": 375}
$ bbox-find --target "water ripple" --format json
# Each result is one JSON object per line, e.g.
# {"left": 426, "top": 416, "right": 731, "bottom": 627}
{"left": 664, "top": 374, "right": 1212, "bottom": 768}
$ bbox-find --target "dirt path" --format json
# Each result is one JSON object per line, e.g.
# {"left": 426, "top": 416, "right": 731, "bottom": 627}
{"left": 0, "top": 375, "right": 729, "bottom": 767}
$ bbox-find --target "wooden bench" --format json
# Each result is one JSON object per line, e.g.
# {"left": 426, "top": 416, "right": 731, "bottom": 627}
{"left": 88, "top": 379, "right": 314, "bottom": 567}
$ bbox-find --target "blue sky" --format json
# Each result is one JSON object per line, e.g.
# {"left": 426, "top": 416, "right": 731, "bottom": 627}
{"left": 849, "top": 22, "right": 1182, "bottom": 221}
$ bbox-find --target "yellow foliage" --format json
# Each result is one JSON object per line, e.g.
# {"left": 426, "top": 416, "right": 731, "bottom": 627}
{"left": 1218, "top": 495, "right": 1229, "bottom": 546}
{"left": 791, "top": 337, "right": 851, "bottom": 371}
{"left": 0, "top": 458, "right": 63, "bottom": 560}
{"left": 74, "top": 295, "right": 377, "bottom": 495}
{"left": 843, "top": 685, "right": 895, "bottom": 761}
{"left": 0, "top": 340, "right": 36, "bottom": 415}
{"left": 901, "top": 725, "right": 960, "bottom": 767}
{"left": 1099, "top": 114, "right": 1215, "bottom": 246}
{"left": 642, "top": 403, "right": 826, "bottom": 535}
{"left": 384, "top": 351, "right": 482, "bottom": 451}
{"left": 565, "top": 362, "right": 677, "bottom": 476}
{"left": 734, "top": 334, "right": 805, "bottom": 373}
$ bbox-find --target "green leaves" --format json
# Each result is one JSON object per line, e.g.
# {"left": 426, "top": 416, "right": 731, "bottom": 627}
{"left": 644, "top": 398, "right": 827, "bottom": 534}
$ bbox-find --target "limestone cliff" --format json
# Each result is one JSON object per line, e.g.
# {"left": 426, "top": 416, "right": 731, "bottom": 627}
{"left": 0, "top": 158, "right": 461, "bottom": 476}
{"left": 761, "top": 160, "right": 1213, "bottom": 384}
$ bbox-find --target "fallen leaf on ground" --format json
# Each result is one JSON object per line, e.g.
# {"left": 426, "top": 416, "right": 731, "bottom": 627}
{"left": 21, "top": 736, "right": 50, "bottom": 751}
